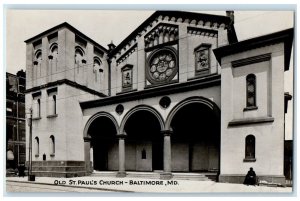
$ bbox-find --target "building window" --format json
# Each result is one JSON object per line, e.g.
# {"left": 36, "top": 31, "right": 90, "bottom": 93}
{"left": 246, "top": 74, "right": 256, "bottom": 108}
{"left": 194, "top": 44, "right": 211, "bottom": 76}
{"left": 49, "top": 43, "right": 58, "bottom": 72}
{"left": 50, "top": 135, "right": 55, "bottom": 157}
{"left": 53, "top": 95, "right": 56, "bottom": 115}
{"left": 34, "top": 137, "right": 39, "bottom": 157}
{"left": 146, "top": 47, "right": 178, "bottom": 85}
{"left": 33, "top": 49, "right": 42, "bottom": 78}
{"left": 121, "top": 64, "right": 133, "bottom": 91}
{"left": 37, "top": 99, "right": 41, "bottom": 117}
{"left": 93, "top": 57, "right": 103, "bottom": 82}
{"left": 47, "top": 88, "right": 57, "bottom": 117}
{"left": 32, "top": 98, "right": 41, "bottom": 119}
{"left": 75, "top": 46, "right": 85, "bottom": 65}
{"left": 142, "top": 149, "right": 147, "bottom": 159}
{"left": 244, "top": 135, "right": 256, "bottom": 162}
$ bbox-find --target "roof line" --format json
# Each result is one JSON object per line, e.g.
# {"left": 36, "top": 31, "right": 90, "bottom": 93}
{"left": 24, "top": 22, "right": 108, "bottom": 53}
{"left": 213, "top": 28, "right": 294, "bottom": 71}
{"left": 108, "top": 10, "right": 232, "bottom": 57}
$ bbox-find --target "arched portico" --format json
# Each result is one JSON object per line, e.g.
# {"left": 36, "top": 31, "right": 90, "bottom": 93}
{"left": 165, "top": 96, "right": 220, "bottom": 130}
{"left": 165, "top": 96, "right": 221, "bottom": 173}
{"left": 120, "top": 105, "right": 165, "bottom": 173}
{"left": 120, "top": 105, "right": 165, "bottom": 134}
{"left": 83, "top": 112, "right": 119, "bottom": 174}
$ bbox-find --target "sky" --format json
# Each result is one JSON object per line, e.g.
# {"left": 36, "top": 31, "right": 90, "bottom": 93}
{"left": 4, "top": 9, "right": 294, "bottom": 139}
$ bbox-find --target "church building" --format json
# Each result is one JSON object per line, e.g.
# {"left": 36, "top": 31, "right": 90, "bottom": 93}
{"left": 24, "top": 11, "right": 294, "bottom": 184}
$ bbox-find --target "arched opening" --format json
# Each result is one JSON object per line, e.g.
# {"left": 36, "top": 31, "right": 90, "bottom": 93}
{"left": 170, "top": 102, "right": 220, "bottom": 172}
{"left": 87, "top": 116, "right": 118, "bottom": 171}
{"left": 123, "top": 110, "right": 163, "bottom": 171}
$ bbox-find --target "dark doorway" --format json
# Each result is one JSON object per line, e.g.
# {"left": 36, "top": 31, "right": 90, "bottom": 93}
{"left": 88, "top": 116, "right": 117, "bottom": 171}
{"left": 124, "top": 110, "right": 163, "bottom": 171}
{"left": 170, "top": 102, "right": 220, "bottom": 172}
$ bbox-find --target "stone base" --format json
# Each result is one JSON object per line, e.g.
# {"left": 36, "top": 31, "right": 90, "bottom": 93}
{"left": 219, "top": 174, "right": 286, "bottom": 186}
{"left": 160, "top": 172, "right": 173, "bottom": 180}
{"left": 116, "top": 171, "right": 127, "bottom": 178}
{"left": 27, "top": 160, "right": 87, "bottom": 178}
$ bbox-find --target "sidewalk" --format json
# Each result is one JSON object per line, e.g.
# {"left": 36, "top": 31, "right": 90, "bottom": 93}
{"left": 6, "top": 176, "right": 293, "bottom": 193}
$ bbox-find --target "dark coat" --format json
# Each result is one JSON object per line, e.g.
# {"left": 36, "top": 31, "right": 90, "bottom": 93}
{"left": 244, "top": 169, "right": 257, "bottom": 185}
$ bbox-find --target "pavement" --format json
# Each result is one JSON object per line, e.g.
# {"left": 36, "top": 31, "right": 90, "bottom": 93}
{"left": 5, "top": 176, "right": 293, "bottom": 193}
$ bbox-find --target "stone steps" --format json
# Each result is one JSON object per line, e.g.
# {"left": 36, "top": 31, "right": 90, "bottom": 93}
{"left": 91, "top": 171, "right": 217, "bottom": 181}
{"left": 31, "top": 170, "right": 86, "bottom": 178}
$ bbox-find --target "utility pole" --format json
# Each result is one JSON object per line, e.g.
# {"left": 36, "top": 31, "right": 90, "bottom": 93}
{"left": 27, "top": 107, "right": 34, "bottom": 181}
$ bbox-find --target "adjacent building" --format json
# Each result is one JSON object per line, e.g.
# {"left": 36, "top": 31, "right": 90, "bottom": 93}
{"left": 6, "top": 70, "right": 26, "bottom": 171}
{"left": 24, "top": 11, "right": 293, "bottom": 184}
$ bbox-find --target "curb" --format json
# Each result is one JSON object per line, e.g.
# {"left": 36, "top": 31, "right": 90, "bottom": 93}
{"left": 6, "top": 180, "right": 134, "bottom": 193}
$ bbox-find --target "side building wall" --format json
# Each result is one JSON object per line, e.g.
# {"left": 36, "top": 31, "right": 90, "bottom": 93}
{"left": 219, "top": 43, "right": 286, "bottom": 184}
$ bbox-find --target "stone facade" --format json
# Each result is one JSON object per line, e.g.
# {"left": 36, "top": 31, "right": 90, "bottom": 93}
{"left": 24, "top": 11, "right": 293, "bottom": 185}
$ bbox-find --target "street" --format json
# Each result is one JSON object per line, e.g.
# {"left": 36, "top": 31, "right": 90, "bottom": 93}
{"left": 6, "top": 181, "right": 117, "bottom": 193}
{"left": 6, "top": 177, "right": 293, "bottom": 193}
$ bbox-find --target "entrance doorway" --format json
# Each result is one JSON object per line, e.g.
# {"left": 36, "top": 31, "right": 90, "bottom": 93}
{"left": 170, "top": 102, "right": 220, "bottom": 172}
{"left": 124, "top": 110, "right": 163, "bottom": 171}
{"left": 88, "top": 116, "right": 118, "bottom": 171}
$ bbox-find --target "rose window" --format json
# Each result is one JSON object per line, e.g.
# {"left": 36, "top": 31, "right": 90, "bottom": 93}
{"left": 147, "top": 48, "right": 177, "bottom": 84}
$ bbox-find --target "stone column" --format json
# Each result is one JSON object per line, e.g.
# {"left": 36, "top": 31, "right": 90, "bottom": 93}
{"left": 160, "top": 130, "right": 173, "bottom": 179}
{"left": 90, "top": 146, "right": 94, "bottom": 172}
{"left": 116, "top": 133, "right": 127, "bottom": 177}
{"left": 83, "top": 136, "right": 92, "bottom": 175}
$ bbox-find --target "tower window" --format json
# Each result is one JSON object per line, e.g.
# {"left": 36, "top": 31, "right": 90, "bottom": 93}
{"left": 246, "top": 74, "right": 256, "bottom": 108}
{"left": 50, "top": 135, "right": 55, "bottom": 157}
{"left": 35, "top": 137, "right": 39, "bottom": 157}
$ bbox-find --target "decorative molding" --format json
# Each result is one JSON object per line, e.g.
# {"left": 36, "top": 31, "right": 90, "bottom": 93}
{"left": 46, "top": 87, "right": 57, "bottom": 94}
{"left": 47, "top": 114, "right": 58, "bottom": 118}
{"left": 231, "top": 53, "right": 271, "bottom": 68}
{"left": 116, "top": 44, "right": 137, "bottom": 66}
{"left": 243, "top": 106, "right": 258, "bottom": 111}
{"left": 25, "top": 22, "right": 108, "bottom": 53}
{"left": 80, "top": 74, "right": 221, "bottom": 109}
{"left": 187, "top": 26, "right": 218, "bottom": 37}
{"left": 108, "top": 11, "right": 233, "bottom": 58}
{"left": 213, "top": 28, "right": 293, "bottom": 71}
{"left": 25, "top": 79, "right": 106, "bottom": 97}
{"left": 243, "top": 158, "right": 256, "bottom": 162}
{"left": 32, "top": 91, "right": 41, "bottom": 98}
{"left": 228, "top": 116, "right": 274, "bottom": 127}
{"left": 144, "top": 23, "right": 179, "bottom": 49}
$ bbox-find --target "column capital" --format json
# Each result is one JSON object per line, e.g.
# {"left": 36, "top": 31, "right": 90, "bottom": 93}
{"left": 83, "top": 136, "right": 92, "bottom": 142}
{"left": 161, "top": 129, "right": 173, "bottom": 136}
{"left": 117, "top": 133, "right": 127, "bottom": 139}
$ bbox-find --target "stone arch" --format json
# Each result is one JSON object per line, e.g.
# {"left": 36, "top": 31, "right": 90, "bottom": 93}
{"left": 165, "top": 96, "right": 220, "bottom": 130}
{"left": 119, "top": 104, "right": 165, "bottom": 134}
{"left": 83, "top": 111, "right": 120, "bottom": 138}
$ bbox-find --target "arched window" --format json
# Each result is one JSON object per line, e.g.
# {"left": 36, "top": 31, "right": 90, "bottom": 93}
{"left": 34, "top": 137, "right": 39, "bottom": 157}
{"left": 50, "top": 135, "right": 55, "bottom": 156}
{"left": 75, "top": 46, "right": 85, "bottom": 64}
{"left": 245, "top": 135, "right": 256, "bottom": 161}
{"left": 246, "top": 74, "right": 256, "bottom": 107}
{"left": 53, "top": 95, "right": 56, "bottom": 115}
{"left": 34, "top": 49, "right": 42, "bottom": 78}
{"left": 35, "top": 50, "right": 42, "bottom": 63}
{"left": 50, "top": 43, "right": 58, "bottom": 58}
{"left": 93, "top": 57, "right": 103, "bottom": 82}
{"left": 37, "top": 99, "right": 41, "bottom": 118}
